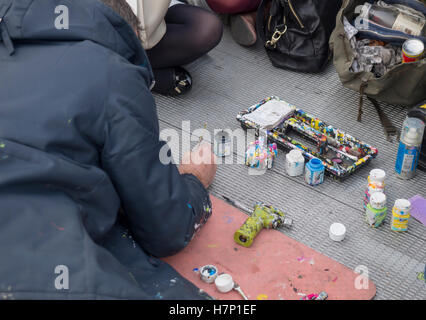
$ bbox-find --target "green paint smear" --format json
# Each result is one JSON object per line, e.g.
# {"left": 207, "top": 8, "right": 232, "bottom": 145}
{"left": 417, "top": 272, "right": 425, "bottom": 282}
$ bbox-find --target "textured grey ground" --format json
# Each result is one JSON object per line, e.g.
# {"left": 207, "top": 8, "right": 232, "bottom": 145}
{"left": 154, "top": 27, "right": 426, "bottom": 300}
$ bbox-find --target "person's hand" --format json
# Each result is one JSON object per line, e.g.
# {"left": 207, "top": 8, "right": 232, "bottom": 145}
{"left": 178, "top": 142, "right": 217, "bottom": 188}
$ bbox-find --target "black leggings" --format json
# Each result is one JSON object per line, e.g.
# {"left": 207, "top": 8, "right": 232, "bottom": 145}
{"left": 146, "top": 4, "right": 223, "bottom": 92}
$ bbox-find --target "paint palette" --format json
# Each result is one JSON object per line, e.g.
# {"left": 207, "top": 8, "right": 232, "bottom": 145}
{"left": 237, "top": 97, "right": 379, "bottom": 180}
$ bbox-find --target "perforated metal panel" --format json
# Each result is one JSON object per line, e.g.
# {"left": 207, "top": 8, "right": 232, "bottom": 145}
{"left": 155, "top": 28, "right": 426, "bottom": 300}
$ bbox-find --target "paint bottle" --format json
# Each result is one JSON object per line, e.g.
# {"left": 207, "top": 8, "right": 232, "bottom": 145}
{"left": 391, "top": 199, "right": 411, "bottom": 232}
{"left": 363, "top": 169, "right": 386, "bottom": 209}
{"left": 214, "top": 130, "right": 231, "bottom": 157}
{"left": 365, "top": 192, "right": 387, "bottom": 228}
{"left": 304, "top": 158, "right": 325, "bottom": 186}
{"left": 395, "top": 118, "right": 425, "bottom": 180}
{"left": 285, "top": 149, "right": 305, "bottom": 177}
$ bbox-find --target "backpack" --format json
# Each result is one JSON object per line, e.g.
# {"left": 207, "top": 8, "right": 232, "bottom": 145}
{"left": 256, "top": 0, "right": 343, "bottom": 73}
{"left": 330, "top": 0, "right": 426, "bottom": 123}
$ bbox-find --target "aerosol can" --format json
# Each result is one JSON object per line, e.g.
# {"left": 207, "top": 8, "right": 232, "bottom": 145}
{"left": 395, "top": 117, "right": 425, "bottom": 179}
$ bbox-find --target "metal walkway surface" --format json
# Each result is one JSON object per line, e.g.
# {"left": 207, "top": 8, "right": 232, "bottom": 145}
{"left": 155, "top": 27, "right": 426, "bottom": 300}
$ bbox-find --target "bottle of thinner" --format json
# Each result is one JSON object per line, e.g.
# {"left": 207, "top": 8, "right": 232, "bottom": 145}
{"left": 395, "top": 117, "right": 425, "bottom": 179}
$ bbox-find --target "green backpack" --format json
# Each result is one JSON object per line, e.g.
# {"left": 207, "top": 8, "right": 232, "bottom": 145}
{"left": 330, "top": 0, "right": 426, "bottom": 127}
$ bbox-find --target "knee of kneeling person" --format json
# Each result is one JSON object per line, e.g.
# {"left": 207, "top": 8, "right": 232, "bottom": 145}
{"left": 192, "top": 12, "right": 223, "bottom": 53}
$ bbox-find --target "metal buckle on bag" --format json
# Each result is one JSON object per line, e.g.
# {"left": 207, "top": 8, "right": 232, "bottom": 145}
{"left": 266, "top": 25, "right": 287, "bottom": 49}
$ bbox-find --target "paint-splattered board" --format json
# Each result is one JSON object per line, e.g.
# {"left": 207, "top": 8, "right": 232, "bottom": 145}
{"left": 163, "top": 196, "right": 376, "bottom": 300}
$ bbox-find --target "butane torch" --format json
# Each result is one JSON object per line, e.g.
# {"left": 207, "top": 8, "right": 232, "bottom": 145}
{"left": 232, "top": 201, "right": 293, "bottom": 248}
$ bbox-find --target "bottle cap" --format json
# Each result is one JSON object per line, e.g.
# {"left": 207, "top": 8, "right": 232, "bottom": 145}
{"left": 401, "top": 118, "right": 425, "bottom": 145}
{"left": 309, "top": 158, "right": 324, "bottom": 170}
{"left": 329, "top": 223, "right": 346, "bottom": 242}
{"left": 215, "top": 274, "right": 234, "bottom": 293}
{"left": 287, "top": 149, "right": 304, "bottom": 161}
{"left": 369, "top": 169, "right": 386, "bottom": 183}
{"left": 370, "top": 192, "right": 386, "bottom": 209}
{"left": 394, "top": 199, "right": 411, "bottom": 211}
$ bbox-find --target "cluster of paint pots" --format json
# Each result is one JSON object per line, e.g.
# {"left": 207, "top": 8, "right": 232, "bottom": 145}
{"left": 196, "top": 265, "right": 249, "bottom": 299}
{"left": 363, "top": 168, "right": 412, "bottom": 232}
{"left": 285, "top": 148, "right": 325, "bottom": 186}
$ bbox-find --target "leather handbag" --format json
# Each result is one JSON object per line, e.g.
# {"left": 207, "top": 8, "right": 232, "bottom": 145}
{"left": 257, "top": 0, "right": 343, "bottom": 73}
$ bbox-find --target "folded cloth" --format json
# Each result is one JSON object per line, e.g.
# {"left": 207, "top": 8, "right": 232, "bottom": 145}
{"left": 409, "top": 195, "right": 426, "bottom": 226}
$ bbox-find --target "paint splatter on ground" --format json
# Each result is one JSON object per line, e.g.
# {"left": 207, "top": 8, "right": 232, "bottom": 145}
{"left": 222, "top": 215, "right": 234, "bottom": 224}
{"left": 297, "top": 255, "right": 312, "bottom": 263}
{"left": 257, "top": 294, "right": 268, "bottom": 300}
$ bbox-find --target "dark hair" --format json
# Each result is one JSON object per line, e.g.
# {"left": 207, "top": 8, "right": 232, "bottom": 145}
{"left": 100, "top": 0, "right": 141, "bottom": 39}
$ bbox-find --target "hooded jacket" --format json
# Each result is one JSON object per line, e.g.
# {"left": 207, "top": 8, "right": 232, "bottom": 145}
{"left": 0, "top": 0, "right": 211, "bottom": 299}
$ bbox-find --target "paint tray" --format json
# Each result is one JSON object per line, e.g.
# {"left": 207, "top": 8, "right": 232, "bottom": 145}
{"left": 237, "top": 97, "right": 379, "bottom": 180}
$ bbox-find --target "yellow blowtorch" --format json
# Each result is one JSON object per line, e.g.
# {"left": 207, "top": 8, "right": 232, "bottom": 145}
{"left": 233, "top": 201, "right": 293, "bottom": 247}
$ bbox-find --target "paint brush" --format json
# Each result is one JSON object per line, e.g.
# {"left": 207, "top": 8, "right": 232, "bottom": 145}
{"left": 221, "top": 195, "right": 253, "bottom": 214}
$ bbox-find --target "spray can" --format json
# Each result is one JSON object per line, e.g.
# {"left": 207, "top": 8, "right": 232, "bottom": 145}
{"left": 365, "top": 192, "right": 387, "bottom": 228}
{"left": 363, "top": 169, "right": 386, "bottom": 209}
{"left": 305, "top": 158, "right": 325, "bottom": 186}
{"left": 285, "top": 149, "right": 305, "bottom": 177}
{"left": 395, "top": 118, "right": 425, "bottom": 179}
{"left": 391, "top": 199, "right": 411, "bottom": 232}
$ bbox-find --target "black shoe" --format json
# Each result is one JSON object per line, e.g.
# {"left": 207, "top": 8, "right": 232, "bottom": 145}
{"left": 173, "top": 67, "right": 192, "bottom": 96}
{"left": 152, "top": 67, "right": 192, "bottom": 96}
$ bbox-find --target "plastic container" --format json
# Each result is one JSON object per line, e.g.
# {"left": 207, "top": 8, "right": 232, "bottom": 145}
{"left": 395, "top": 118, "right": 425, "bottom": 179}
{"left": 363, "top": 169, "right": 386, "bottom": 209}
{"left": 391, "top": 199, "right": 411, "bottom": 232}
{"left": 200, "top": 265, "right": 218, "bottom": 284}
{"left": 285, "top": 149, "right": 305, "bottom": 177}
{"left": 305, "top": 158, "right": 325, "bottom": 186}
{"left": 215, "top": 274, "right": 234, "bottom": 293}
{"left": 329, "top": 223, "right": 346, "bottom": 242}
{"left": 365, "top": 192, "right": 387, "bottom": 228}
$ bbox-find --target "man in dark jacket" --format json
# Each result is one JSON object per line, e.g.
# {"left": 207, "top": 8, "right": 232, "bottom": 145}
{"left": 0, "top": 0, "right": 216, "bottom": 299}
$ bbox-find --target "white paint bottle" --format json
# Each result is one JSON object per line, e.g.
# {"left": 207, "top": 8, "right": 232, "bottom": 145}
{"left": 285, "top": 149, "right": 305, "bottom": 177}
{"left": 363, "top": 169, "right": 386, "bottom": 209}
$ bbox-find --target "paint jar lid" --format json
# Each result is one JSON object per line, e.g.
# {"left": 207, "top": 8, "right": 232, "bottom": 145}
{"left": 308, "top": 158, "right": 324, "bottom": 169}
{"left": 287, "top": 149, "right": 304, "bottom": 162}
{"left": 215, "top": 273, "right": 234, "bottom": 293}
{"left": 394, "top": 199, "right": 411, "bottom": 211}
{"left": 370, "top": 192, "right": 386, "bottom": 209}
{"left": 369, "top": 169, "right": 386, "bottom": 182}
{"left": 329, "top": 223, "right": 346, "bottom": 242}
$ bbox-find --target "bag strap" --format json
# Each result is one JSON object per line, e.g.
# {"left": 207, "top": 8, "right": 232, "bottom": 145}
{"left": 256, "top": 0, "right": 268, "bottom": 44}
{"left": 368, "top": 97, "right": 400, "bottom": 142}
{"left": 358, "top": 82, "right": 399, "bottom": 141}
{"left": 257, "top": 0, "right": 288, "bottom": 49}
